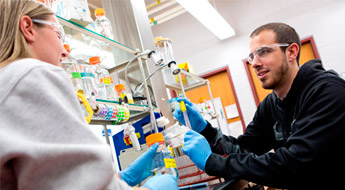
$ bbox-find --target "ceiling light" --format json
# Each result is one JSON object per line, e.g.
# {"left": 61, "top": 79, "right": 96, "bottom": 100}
{"left": 176, "top": 0, "right": 235, "bottom": 40}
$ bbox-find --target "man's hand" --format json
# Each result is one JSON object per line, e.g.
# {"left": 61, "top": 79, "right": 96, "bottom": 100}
{"left": 182, "top": 130, "right": 212, "bottom": 171}
{"left": 173, "top": 98, "right": 207, "bottom": 133}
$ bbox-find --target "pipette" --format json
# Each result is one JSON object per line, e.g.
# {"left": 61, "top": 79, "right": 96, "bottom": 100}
{"left": 179, "top": 101, "right": 192, "bottom": 130}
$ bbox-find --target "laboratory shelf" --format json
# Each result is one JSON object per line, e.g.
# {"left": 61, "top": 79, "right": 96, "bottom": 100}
{"left": 57, "top": 16, "right": 138, "bottom": 70}
{"left": 90, "top": 112, "right": 150, "bottom": 125}
{"left": 57, "top": 16, "right": 136, "bottom": 54}
{"left": 58, "top": 16, "right": 157, "bottom": 126}
{"left": 89, "top": 99, "right": 157, "bottom": 125}
{"left": 163, "top": 69, "right": 208, "bottom": 92}
{"left": 95, "top": 99, "right": 151, "bottom": 112}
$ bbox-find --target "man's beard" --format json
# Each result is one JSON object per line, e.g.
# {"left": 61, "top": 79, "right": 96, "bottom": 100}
{"left": 261, "top": 59, "right": 289, "bottom": 90}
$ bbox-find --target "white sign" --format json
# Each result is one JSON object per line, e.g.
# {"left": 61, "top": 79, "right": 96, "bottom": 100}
{"left": 228, "top": 121, "right": 243, "bottom": 138}
{"left": 225, "top": 104, "right": 239, "bottom": 119}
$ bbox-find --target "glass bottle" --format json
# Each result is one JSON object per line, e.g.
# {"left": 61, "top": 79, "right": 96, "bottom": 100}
{"left": 80, "top": 60, "right": 99, "bottom": 99}
{"left": 115, "top": 84, "right": 134, "bottom": 104}
{"left": 61, "top": 44, "right": 84, "bottom": 94}
{"left": 115, "top": 84, "right": 128, "bottom": 104}
{"left": 145, "top": 133, "right": 179, "bottom": 179}
{"left": 89, "top": 56, "right": 109, "bottom": 100}
{"left": 94, "top": 8, "right": 114, "bottom": 39}
{"left": 103, "top": 76, "right": 116, "bottom": 101}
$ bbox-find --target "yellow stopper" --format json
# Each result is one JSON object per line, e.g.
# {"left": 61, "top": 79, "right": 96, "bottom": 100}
{"left": 179, "top": 101, "right": 186, "bottom": 112}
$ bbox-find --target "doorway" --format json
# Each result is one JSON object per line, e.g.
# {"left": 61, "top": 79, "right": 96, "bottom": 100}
{"left": 184, "top": 66, "right": 246, "bottom": 134}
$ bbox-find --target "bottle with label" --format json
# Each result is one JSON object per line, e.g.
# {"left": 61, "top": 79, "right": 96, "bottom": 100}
{"left": 145, "top": 133, "right": 178, "bottom": 179}
{"left": 61, "top": 44, "right": 84, "bottom": 94}
{"left": 89, "top": 56, "right": 109, "bottom": 100}
{"left": 115, "top": 84, "right": 134, "bottom": 104}
{"left": 94, "top": 8, "right": 114, "bottom": 39}
{"left": 80, "top": 60, "right": 99, "bottom": 99}
{"left": 61, "top": 44, "right": 73, "bottom": 72}
{"left": 102, "top": 76, "right": 116, "bottom": 101}
{"left": 162, "top": 122, "right": 189, "bottom": 157}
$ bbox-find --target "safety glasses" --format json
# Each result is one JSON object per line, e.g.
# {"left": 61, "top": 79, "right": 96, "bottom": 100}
{"left": 248, "top": 43, "right": 290, "bottom": 64}
{"left": 32, "top": 19, "right": 65, "bottom": 44}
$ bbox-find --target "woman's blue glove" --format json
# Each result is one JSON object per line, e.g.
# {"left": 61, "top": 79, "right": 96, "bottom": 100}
{"left": 119, "top": 143, "right": 158, "bottom": 186}
{"left": 182, "top": 130, "right": 212, "bottom": 171}
{"left": 142, "top": 173, "right": 178, "bottom": 190}
{"left": 173, "top": 98, "right": 207, "bottom": 133}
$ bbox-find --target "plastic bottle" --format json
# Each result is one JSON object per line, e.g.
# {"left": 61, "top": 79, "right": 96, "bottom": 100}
{"left": 102, "top": 76, "right": 116, "bottom": 101}
{"left": 115, "top": 84, "right": 134, "bottom": 104}
{"left": 145, "top": 133, "right": 178, "bottom": 179}
{"left": 80, "top": 60, "right": 99, "bottom": 100}
{"left": 86, "top": 9, "right": 97, "bottom": 33}
{"left": 89, "top": 56, "right": 109, "bottom": 100}
{"left": 61, "top": 44, "right": 73, "bottom": 72}
{"left": 115, "top": 84, "right": 126, "bottom": 104}
{"left": 90, "top": 57, "right": 116, "bottom": 101}
{"left": 61, "top": 44, "right": 84, "bottom": 94}
{"left": 94, "top": 8, "right": 114, "bottom": 39}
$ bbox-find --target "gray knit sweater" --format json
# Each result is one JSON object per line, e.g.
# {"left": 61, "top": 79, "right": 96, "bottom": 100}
{"left": 0, "top": 59, "right": 132, "bottom": 190}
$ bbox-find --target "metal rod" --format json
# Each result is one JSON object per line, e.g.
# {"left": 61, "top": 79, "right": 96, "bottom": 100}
{"left": 147, "top": 0, "right": 175, "bottom": 15}
{"left": 103, "top": 125, "right": 115, "bottom": 162}
{"left": 206, "top": 80, "right": 222, "bottom": 131}
{"left": 137, "top": 56, "right": 158, "bottom": 133}
{"left": 178, "top": 73, "right": 186, "bottom": 97}
{"left": 103, "top": 124, "right": 111, "bottom": 145}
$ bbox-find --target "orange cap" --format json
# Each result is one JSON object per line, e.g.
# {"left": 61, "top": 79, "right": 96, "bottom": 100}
{"left": 95, "top": 8, "right": 105, "bottom": 16}
{"left": 115, "top": 84, "right": 125, "bottom": 92}
{"left": 198, "top": 96, "right": 206, "bottom": 103}
{"left": 145, "top": 133, "right": 165, "bottom": 147}
{"left": 89, "top": 56, "right": 101, "bottom": 65}
{"left": 63, "top": 44, "right": 70, "bottom": 53}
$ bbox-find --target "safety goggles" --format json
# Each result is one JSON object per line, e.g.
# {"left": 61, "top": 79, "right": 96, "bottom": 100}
{"left": 32, "top": 19, "right": 65, "bottom": 44}
{"left": 247, "top": 43, "right": 290, "bottom": 64}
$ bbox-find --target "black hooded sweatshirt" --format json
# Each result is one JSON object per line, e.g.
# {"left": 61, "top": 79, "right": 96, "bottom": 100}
{"left": 202, "top": 59, "right": 345, "bottom": 189}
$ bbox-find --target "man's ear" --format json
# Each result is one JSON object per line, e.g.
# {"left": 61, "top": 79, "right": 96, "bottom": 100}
{"left": 19, "top": 15, "right": 35, "bottom": 43}
{"left": 286, "top": 43, "right": 299, "bottom": 62}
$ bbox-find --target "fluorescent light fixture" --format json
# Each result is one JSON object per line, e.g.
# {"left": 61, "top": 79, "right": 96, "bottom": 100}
{"left": 176, "top": 0, "right": 235, "bottom": 40}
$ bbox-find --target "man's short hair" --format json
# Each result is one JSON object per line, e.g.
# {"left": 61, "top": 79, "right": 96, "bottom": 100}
{"left": 250, "top": 22, "right": 301, "bottom": 65}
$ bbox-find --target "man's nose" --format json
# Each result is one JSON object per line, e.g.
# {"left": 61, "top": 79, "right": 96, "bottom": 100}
{"left": 251, "top": 56, "right": 262, "bottom": 69}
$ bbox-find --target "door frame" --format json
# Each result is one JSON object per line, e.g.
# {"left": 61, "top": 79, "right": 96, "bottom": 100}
{"left": 199, "top": 66, "right": 246, "bottom": 133}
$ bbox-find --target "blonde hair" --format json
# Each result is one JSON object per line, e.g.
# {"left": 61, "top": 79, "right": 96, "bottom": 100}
{"left": 0, "top": 0, "right": 54, "bottom": 67}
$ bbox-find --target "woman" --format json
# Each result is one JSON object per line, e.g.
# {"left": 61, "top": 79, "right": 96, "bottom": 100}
{"left": 0, "top": 1, "right": 177, "bottom": 189}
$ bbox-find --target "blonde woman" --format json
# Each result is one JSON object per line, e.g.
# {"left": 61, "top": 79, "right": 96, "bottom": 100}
{"left": 0, "top": 1, "right": 177, "bottom": 190}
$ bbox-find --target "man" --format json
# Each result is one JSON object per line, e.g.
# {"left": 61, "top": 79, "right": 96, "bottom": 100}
{"left": 174, "top": 23, "right": 345, "bottom": 189}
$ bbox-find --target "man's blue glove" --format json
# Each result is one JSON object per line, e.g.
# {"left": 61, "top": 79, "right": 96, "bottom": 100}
{"left": 119, "top": 143, "right": 158, "bottom": 186}
{"left": 142, "top": 173, "right": 178, "bottom": 190}
{"left": 182, "top": 130, "right": 212, "bottom": 171}
{"left": 173, "top": 98, "right": 207, "bottom": 133}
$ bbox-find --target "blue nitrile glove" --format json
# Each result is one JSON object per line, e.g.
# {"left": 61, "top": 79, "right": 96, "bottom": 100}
{"left": 182, "top": 130, "right": 212, "bottom": 171}
{"left": 173, "top": 98, "right": 207, "bottom": 133}
{"left": 119, "top": 143, "right": 159, "bottom": 186}
{"left": 142, "top": 173, "right": 178, "bottom": 190}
